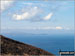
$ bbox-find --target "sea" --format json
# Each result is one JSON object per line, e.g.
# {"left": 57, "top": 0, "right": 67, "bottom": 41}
{"left": 2, "top": 33, "right": 74, "bottom": 55}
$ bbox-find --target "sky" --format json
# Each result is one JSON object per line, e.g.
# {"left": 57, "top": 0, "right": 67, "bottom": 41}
{"left": 1, "top": 0, "right": 74, "bottom": 35}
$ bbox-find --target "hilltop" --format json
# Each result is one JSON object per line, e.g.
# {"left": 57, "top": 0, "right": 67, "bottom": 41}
{"left": 0, "top": 35, "right": 55, "bottom": 56}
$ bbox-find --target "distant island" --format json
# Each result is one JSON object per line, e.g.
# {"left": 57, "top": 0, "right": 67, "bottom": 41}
{"left": 0, "top": 35, "right": 55, "bottom": 56}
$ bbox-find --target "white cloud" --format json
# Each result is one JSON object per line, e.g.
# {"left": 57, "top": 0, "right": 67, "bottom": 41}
{"left": 13, "top": 6, "right": 39, "bottom": 20}
{"left": 44, "top": 13, "right": 53, "bottom": 20}
{"left": 56, "top": 26, "right": 63, "bottom": 30}
{"left": 0, "top": 0, "right": 14, "bottom": 12}
{"left": 13, "top": 12, "right": 29, "bottom": 20}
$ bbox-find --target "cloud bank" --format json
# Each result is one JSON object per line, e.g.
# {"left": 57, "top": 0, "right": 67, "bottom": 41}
{"left": 2, "top": 26, "right": 71, "bottom": 30}
{"left": 13, "top": 6, "right": 53, "bottom": 21}
{"left": 13, "top": 7, "right": 40, "bottom": 20}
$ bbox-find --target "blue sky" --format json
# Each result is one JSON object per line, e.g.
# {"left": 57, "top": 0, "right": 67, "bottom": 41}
{"left": 1, "top": 0, "right": 74, "bottom": 34}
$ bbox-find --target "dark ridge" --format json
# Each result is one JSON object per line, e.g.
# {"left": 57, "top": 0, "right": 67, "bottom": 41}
{"left": 0, "top": 35, "right": 55, "bottom": 56}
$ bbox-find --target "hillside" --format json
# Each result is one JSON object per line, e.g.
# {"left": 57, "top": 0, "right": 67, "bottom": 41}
{"left": 0, "top": 35, "right": 55, "bottom": 56}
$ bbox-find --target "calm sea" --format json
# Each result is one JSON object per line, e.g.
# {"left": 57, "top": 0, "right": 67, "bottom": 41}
{"left": 2, "top": 33, "right": 74, "bottom": 55}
